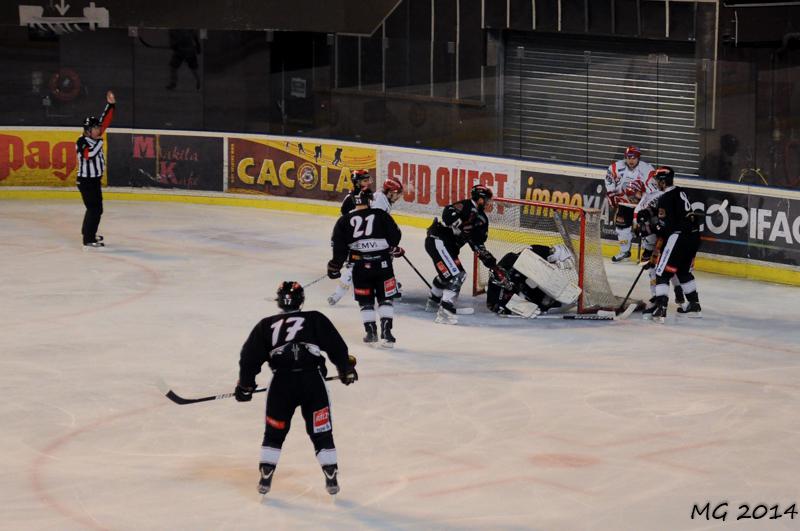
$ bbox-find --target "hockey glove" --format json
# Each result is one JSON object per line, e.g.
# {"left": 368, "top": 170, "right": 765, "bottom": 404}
{"left": 490, "top": 266, "right": 514, "bottom": 291}
{"left": 644, "top": 250, "right": 660, "bottom": 270}
{"left": 337, "top": 364, "right": 358, "bottom": 385}
{"left": 234, "top": 382, "right": 255, "bottom": 402}
{"left": 476, "top": 247, "right": 497, "bottom": 269}
{"left": 547, "top": 244, "right": 574, "bottom": 270}
{"left": 390, "top": 246, "right": 405, "bottom": 258}
{"left": 327, "top": 259, "right": 343, "bottom": 279}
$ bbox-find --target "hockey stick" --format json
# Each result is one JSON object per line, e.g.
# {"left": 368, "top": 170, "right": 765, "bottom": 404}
{"left": 303, "top": 274, "right": 327, "bottom": 289}
{"left": 617, "top": 265, "right": 647, "bottom": 313}
{"left": 402, "top": 256, "right": 474, "bottom": 314}
{"left": 402, "top": 255, "right": 432, "bottom": 289}
{"left": 159, "top": 376, "right": 340, "bottom": 405}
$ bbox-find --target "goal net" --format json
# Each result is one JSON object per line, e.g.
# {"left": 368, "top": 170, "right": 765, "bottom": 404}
{"left": 472, "top": 198, "right": 624, "bottom": 313}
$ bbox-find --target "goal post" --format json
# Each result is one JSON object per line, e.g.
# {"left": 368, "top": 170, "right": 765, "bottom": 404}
{"left": 472, "top": 197, "right": 626, "bottom": 313}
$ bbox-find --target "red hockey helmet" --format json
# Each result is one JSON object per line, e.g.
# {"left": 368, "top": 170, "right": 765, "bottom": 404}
{"left": 383, "top": 176, "right": 403, "bottom": 194}
{"left": 624, "top": 145, "right": 641, "bottom": 159}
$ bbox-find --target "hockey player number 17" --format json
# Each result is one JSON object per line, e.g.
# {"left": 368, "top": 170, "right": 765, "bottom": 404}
{"left": 350, "top": 214, "right": 375, "bottom": 238}
{"left": 270, "top": 317, "right": 306, "bottom": 344}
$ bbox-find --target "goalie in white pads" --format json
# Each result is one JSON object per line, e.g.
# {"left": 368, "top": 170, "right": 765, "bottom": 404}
{"left": 486, "top": 244, "right": 580, "bottom": 318}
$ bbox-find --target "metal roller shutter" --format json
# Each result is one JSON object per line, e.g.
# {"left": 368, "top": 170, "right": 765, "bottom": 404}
{"left": 504, "top": 35, "right": 699, "bottom": 175}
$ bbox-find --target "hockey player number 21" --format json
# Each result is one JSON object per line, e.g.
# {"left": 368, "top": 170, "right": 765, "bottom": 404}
{"left": 270, "top": 317, "right": 305, "bottom": 344}
{"left": 350, "top": 214, "right": 375, "bottom": 238}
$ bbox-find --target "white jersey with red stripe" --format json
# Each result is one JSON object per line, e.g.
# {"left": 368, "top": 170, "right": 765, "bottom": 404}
{"left": 605, "top": 159, "right": 655, "bottom": 207}
{"left": 371, "top": 191, "right": 393, "bottom": 213}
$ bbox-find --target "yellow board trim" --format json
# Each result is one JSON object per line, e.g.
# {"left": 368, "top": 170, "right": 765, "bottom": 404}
{"left": 2, "top": 188, "right": 798, "bottom": 286}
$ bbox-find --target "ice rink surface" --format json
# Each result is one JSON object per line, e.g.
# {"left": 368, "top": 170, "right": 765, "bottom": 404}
{"left": 2, "top": 199, "right": 799, "bottom": 531}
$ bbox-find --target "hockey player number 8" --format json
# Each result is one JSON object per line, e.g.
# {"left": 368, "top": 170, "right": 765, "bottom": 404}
{"left": 270, "top": 317, "right": 306, "bottom": 344}
{"left": 350, "top": 214, "right": 375, "bottom": 238}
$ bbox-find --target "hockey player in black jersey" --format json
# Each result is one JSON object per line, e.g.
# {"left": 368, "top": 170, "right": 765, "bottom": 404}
{"left": 425, "top": 184, "right": 501, "bottom": 324}
{"left": 235, "top": 281, "right": 358, "bottom": 495}
{"left": 648, "top": 166, "right": 703, "bottom": 322}
{"left": 328, "top": 188, "right": 403, "bottom": 347}
{"left": 338, "top": 169, "right": 373, "bottom": 215}
{"left": 486, "top": 245, "right": 575, "bottom": 317}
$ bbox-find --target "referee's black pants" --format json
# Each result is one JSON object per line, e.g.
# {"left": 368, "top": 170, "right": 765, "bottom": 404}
{"left": 77, "top": 177, "right": 103, "bottom": 244}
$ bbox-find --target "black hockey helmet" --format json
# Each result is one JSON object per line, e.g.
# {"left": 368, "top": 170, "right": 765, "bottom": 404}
{"left": 83, "top": 116, "right": 100, "bottom": 130}
{"left": 471, "top": 184, "right": 493, "bottom": 202}
{"left": 350, "top": 169, "right": 371, "bottom": 189}
{"left": 352, "top": 188, "right": 373, "bottom": 207}
{"left": 652, "top": 166, "right": 675, "bottom": 186}
{"left": 276, "top": 281, "right": 305, "bottom": 311}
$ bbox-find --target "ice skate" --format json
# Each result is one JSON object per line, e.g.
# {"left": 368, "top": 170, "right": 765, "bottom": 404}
{"left": 674, "top": 285, "right": 685, "bottom": 306}
{"left": 258, "top": 463, "right": 276, "bottom": 495}
{"left": 611, "top": 250, "right": 631, "bottom": 263}
{"left": 676, "top": 302, "right": 702, "bottom": 318}
{"left": 363, "top": 322, "right": 378, "bottom": 343}
{"left": 651, "top": 304, "right": 667, "bottom": 324}
{"left": 327, "top": 291, "right": 343, "bottom": 306}
{"left": 434, "top": 302, "right": 458, "bottom": 325}
{"left": 379, "top": 318, "right": 395, "bottom": 348}
{"left": 425, "top": 294, "right": 441, "bottom": 312}
{"left": 322, "top": 464, "right": 339, "bottom": 495}
{"left": 83, "top": 241, "right": 105, "bottom": 249}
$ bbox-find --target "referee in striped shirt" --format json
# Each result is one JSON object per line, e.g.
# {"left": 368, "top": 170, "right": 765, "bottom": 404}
{"left": 76, "top": 90, "right": 115, "bottom": 248}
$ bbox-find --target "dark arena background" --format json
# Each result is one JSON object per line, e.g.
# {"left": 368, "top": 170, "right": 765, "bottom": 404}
{"left": 2, "top": 1, "right": 799, "bottom": 529}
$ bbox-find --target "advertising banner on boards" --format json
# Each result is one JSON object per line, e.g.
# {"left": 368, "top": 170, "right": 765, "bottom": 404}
{"left": 519, "top": 169, "right": 800, "bottom": 267}
{"left": 229, "top": 138, "right": 376, "bottom": 202}
{"left": 379, "top": 149, "right": 518, "bottom": 218}
{"left": 0, "top": 129, "right": 85, "bottom": 186}
{"left": 107, "top": 133, "right": 223, "bottom": 191}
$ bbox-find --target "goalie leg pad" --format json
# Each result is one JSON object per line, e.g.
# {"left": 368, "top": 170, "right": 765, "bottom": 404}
{"left": 504, "top": 294, "right": 540, "bottom": 319}
{"left": 512, "top": 249, "right": 581, "bottom": 305}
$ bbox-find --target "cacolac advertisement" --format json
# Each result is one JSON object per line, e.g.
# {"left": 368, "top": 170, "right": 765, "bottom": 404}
{"left": 0, "top": 129, "right": 91, "bottom": 186}
{"left": 228, "top": 138, "right": 376, "bottom": 202}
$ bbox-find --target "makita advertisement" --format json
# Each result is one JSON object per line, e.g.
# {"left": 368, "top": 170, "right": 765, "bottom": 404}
{"left": 107, "top": 133, "right": 223, "bottom": 191}
{"left": 379, "top": 149, "right": 518, "bottom": 218}
{"left": 520, "top": 169, "right": 800, "bottom": 267}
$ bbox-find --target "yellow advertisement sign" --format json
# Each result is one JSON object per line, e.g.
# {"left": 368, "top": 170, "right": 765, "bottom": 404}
{"left": 0, "top": 129, "right": 102, "bottom": 186}
{"left": 229, "top": 138, "right": 376, "bottom": 202}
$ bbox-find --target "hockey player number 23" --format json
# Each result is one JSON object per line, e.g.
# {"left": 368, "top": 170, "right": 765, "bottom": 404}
{"left": 270, "top": 317, "right": 305, "bottom": 344}
{"left": 350, "top": 215, "right": 375, "bottom": 238}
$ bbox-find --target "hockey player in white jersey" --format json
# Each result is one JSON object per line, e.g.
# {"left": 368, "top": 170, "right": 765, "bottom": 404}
{"left": 605, "top": 146, "right": 654, "bottom": 262}
{"left": 372, "top": 175, "right": 403, "bottom": 213}
{"left": 327, "top": 173, "right": 404, "bottom": 306}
